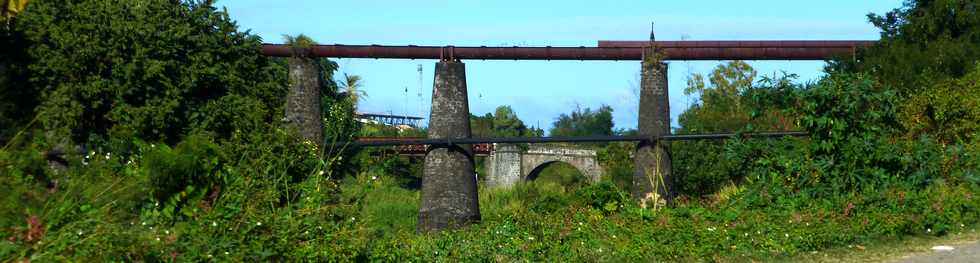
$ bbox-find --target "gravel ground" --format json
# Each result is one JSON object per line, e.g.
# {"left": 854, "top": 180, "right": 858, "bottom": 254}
{"left": 892, "top": 241, "right": 980, "bottom": 263}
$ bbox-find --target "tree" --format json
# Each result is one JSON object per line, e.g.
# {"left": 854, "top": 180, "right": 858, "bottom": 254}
{"left": 672, "top": 61, "right": 799, "bottom": 197}
{"left": 549, "top": 105, "right": 614, "bottom": 137}
{"left": 837, "top": 0, "right": 980, "bottom": 143}
{"left": 831, "top": 0, "right": 980, "bottom": 97}
{"left": 469, "top": 105, "right": 541, "bottom": 138}
{"left": 14, "top": 0, "right": 289, "bottom": 144}
{"left": 678, "top": 61, "right": 756, "bottom": 133}
{"left": 339, "top": 73, "right": 367, "bottom": 109}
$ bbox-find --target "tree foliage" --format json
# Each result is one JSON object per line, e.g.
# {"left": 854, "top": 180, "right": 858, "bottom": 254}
{"left": 549, "top": 105, "right": 614, "bottom": 137}
{"left": 16, "top": 0, "right": 288, "bottom": 144}
{"left": 828, "top": 0, "right": 980, "bottom": 143}
{"left": 471, "top": 105, "right": 542, "bottom": 138}
{"left": 853, "top": 0, "right": 980, "bottom": 96}
{"left": 672, "top": 61, "right": 799, "bottom": 197}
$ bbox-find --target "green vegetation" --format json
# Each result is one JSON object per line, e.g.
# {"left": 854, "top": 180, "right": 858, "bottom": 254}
{"left": 471, "top": 105, "right": 544, "bottom": 138}
{"left": 1, "top": 0, "right": 980, "bottom": 261}
{"left": 549, "top": 105, "right": 615, "bottom": 137}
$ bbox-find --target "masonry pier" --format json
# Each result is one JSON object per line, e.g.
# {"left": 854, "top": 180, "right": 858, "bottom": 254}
{"left": 284, "top": 48, "right": 324, "bottom": 148}
{"left": 633, "top": 54, "right": 674, "bottom": 206}
{"left": 417, "top": 60, "right": 481, "bottom": 232}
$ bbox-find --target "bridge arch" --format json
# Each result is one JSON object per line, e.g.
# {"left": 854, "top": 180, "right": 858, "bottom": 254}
{"left": 520, "top": 146, "right": 602, "bottom": 183}
{"left": 524, "top": 160, "right": 592, "bottom": 186}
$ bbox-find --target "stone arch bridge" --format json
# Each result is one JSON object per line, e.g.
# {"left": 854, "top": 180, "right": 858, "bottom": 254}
{"left": 359, "top": 138, "right": 603, "bottom": 187}
{"left": 487, "top": 144, "right": 601, "bottom": 187}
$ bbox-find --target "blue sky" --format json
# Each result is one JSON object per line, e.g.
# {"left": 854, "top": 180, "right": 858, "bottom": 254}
{"left": 221, "top": 0, "right": 903, "bottom": 133}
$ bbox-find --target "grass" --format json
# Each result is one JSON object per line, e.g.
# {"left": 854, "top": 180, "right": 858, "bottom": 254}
{"left": 4, "top": 140, "right": 980, "bottom": 261}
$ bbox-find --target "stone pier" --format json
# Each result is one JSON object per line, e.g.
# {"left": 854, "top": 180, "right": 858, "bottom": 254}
{"left": 633, "top": 55, "right": 674, "bottom": 206}
{"left": 417, "top": 60, "right": 481, "bottom": 232}
{"left": 487, "top": 143, "right": 522, "bottom": 188}
{"left": 284, "top": 49, "right": 323, "bottom": 147}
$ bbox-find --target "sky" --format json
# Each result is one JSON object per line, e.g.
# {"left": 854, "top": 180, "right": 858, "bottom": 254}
{"left": 221, "top": 0, "right": 904, "bottom": 133}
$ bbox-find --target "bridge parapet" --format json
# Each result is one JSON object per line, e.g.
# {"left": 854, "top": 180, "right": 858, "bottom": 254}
{"left": 525, "top": 145, "right": 597, "bottom": 158}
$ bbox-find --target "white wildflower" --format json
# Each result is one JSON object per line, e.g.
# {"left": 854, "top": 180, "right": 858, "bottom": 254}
{"left": 707, "top": 227, "right": 716, "bottom": 232}
{"left": 165, "top": 230, "right": 170, "bottom": 234}
{"left": 156, "top": 237, "right": 161, "bottom": 241}
{"left": 212, "top": 221, "right": 217, "bottom": 227}
{"left": 528, "top": 236, "right": 535, "bottom": 240}
{"left": 256, "top": 222, "right": 262, "bottom": 226}
{"left": 207, "top": 254, "right": 212, "bottom": 258}
{"left": 927, "top": 228, "right": 932, "bottom": 233}
{"left": 105, "top": 152, "right": 111, "bottom": 160}
{"left": 318, "top": 170, "right": 325, "bottom": 176}
{"left": 371, "top": 176, "right": 377, "bottom": 180}
{"left": 77, "top": 230, "right": 83, "bottom": 236}
{"left": 785, "top": 233, "right": 789, "bottom": 238}
{"left": 351, "top": 217, "right": 356, "bottom": 221}
{"left": 224, "top": 252, "right": 229, "bottom": 255}
{"left": 142, "top": 222, "right": 146, "bottom": 226}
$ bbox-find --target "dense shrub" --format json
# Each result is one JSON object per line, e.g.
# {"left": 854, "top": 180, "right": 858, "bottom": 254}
{"left": 144, "top": 133, "right": 222, "bottom": 207}
{"left": 596, "top": 140, "right": 634, "bottom": 191}
{"left": 899, "top": 64, "right": 980, "bottom": 143}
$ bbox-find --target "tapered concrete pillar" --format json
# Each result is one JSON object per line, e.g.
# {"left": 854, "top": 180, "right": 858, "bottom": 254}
{"left": 487, "top": 143, "right": 522, "bottom": 188}
{"left": 633, "top": 56, "right": 674, "bottom": 207}
{"left": 284, "top": 48, "right": 323, "bottom": 147}
{"left": 417, "top": 60, "right": 480, "bottom": 232}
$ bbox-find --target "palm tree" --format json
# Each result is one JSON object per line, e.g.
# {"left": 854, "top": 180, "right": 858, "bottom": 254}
{"left": 282, "top": 34, "right": 316, "bottom": 48}
{"left": 339, "top": 73, "right": 367, "bottom": 108}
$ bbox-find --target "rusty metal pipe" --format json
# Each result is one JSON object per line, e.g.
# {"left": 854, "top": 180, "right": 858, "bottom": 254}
{"left": 261, "top": 40, "right": 876, "bottom": 61}
{"left": 597, "top": 40, "right": 877, "bottom": 48}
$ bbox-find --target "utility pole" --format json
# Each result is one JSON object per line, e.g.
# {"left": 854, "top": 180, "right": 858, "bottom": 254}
{"left": 417, "top": 64, "right": 424, "bottom": 118}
